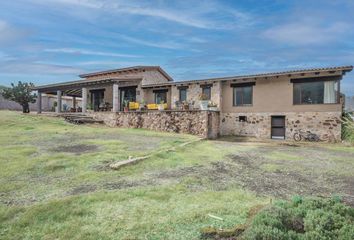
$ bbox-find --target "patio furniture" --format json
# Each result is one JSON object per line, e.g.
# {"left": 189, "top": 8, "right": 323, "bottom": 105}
{"left": 129, "top": 102, "right": 140, "bottom": 110}
{"left": 147, "top": 103, "right": 167, "bottom": 110}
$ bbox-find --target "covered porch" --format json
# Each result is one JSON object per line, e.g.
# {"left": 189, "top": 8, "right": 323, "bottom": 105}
{"left": 33, "top": 77, "right": 143, "bottom": 114}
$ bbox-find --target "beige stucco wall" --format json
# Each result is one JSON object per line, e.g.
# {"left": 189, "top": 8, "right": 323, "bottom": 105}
{"left": 221, "top": 74, "right": 342, "bottom": 113}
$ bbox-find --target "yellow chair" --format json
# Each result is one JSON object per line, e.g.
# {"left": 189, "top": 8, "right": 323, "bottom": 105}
{"left": 147, "top": 103, "right": 168, "bottom": 110}
{"left": 129, "top": 102, "right": 139, "bottom": 110}
{"left": 147, "top": 104, "right": 158, "bottom": 110}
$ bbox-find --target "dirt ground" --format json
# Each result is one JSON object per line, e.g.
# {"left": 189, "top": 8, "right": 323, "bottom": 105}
{"left": 69, "top": 139, "right": 354, "bottom": 206}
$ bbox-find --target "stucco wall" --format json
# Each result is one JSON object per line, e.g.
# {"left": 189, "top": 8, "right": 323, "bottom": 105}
{"left": 221, "top": 74, "right": 342, "bottom": 113}
{"left": 220, "top": 112, "right": 341, "bottom": 142}
{"left": 90, "top": 110, "right": 220, "bottom": 139}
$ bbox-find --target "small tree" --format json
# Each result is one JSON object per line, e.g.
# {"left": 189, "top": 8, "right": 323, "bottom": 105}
{"left": 1, "top": 81, "right": 37, "bottom": 113}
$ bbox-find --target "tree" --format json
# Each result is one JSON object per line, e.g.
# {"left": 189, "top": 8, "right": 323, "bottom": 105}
{"left": 1, "top": 81, "right": 37, "bottom": 113}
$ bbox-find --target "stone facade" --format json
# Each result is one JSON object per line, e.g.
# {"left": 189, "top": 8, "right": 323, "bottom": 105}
{"left": 220, "top": 112, "right": 342, "bottom": 142}
{"left": 90, "top": 110, "right": 220, "bottom": 139}
{"left": 170, "top": 82, "right": 222, "bottom": 110}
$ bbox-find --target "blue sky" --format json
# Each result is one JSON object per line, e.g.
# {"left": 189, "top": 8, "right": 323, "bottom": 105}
{"left": 0, "top": 0, "right": 353, "bottom": 95}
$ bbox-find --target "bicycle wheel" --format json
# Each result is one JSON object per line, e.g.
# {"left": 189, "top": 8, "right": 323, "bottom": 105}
{"left": 293, "top": 133, "right": 302, "bottom": 141}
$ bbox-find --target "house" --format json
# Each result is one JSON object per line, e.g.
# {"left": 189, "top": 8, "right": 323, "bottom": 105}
{"left": 32, "top": 65, "right": 353, "bottom": 141}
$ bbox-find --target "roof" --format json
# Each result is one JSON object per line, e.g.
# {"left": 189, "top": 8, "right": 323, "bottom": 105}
{"left": 78, "top": 65, "right": 173, "bottom": 81}
{"left": 32, "top": 77, "right": 141, "bottom": 91}
{"left": 142, "top": 65, "right": 353, "bottom": 88}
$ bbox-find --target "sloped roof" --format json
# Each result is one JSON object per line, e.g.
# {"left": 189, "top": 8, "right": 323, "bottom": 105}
{"left": 142, "top": 65, "right": 353, "bottom": 88}
{"left": 78, "top": 65, "right": 173, "bottom": 81}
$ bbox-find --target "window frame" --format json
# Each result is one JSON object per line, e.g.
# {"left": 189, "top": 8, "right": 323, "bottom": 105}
{"left": 178, "top": 87, "right": 188, "bottom": 102}
{"left": 201, "top": 84, "right": 212, "bottom": 100}
{"left": 231, "top": 82, "right": 255, "bottom": 107}
{"left": 153, "top": 89, "right": 168, "bottom": 104}
{"left": 291, "top": 77, "right": 340, "bottom": 105}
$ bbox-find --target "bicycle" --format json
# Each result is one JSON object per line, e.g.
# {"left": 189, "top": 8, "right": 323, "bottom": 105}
{"left": 293, "top": 129, "right": 320, "bottom": 142}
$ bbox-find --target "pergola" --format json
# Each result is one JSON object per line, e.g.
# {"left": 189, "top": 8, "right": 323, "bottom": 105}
{"left": 32, "top": 77, "right": 141, "bottom": 114}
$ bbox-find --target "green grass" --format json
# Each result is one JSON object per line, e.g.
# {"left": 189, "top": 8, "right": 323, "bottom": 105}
{"left": 0, "top": 111, "right": 265, "bottom": 239}
{"left": 1, "top": 110, "right": 354, "bottom": 239}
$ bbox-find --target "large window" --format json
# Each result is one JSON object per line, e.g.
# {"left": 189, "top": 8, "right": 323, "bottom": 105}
{"left": 154, "top": 89, "right": 167, "bottom": 104}
{"left": 293, "top": 80, "right": 338, "bottom": 104}
{"left": 232, "top": 84, "right": 253, "bottom": 106}
{"left": 179, "top": 88, "right": 187, "bottom": 102}
{"left": 201, "top": 85, "right": 211, "bottom": 100}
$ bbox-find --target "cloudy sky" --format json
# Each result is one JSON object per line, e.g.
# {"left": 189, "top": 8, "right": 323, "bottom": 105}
{"left": 0, "top": 0, "right": 353, "bottom": 94}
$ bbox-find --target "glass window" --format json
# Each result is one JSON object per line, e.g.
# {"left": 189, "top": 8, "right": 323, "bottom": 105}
{"left": 293, "top": 80, "right": 338, "bottom": 104}
{"left": 202, "top": 86, "right": 211, "bottom": 100}
{"left": 155, "top": 91, "right": 167, "bottom": 104}
{"left": 233, "top": 86, "right": 253, "bottom": 106}
{"left": 179, "top": 88, "right": 187, "bottom": 102}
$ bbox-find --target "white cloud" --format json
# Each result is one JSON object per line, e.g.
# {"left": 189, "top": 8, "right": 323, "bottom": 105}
{"left": 263, "top": 20, "right": 350, "bottom": 45}
{"left": 115, "top": 34, "right": 185, "bottom": 49}
{"left": 30, "top": 0, "right": 252, "bottom": 30}
{"left": 0, "top": 60, "right": 82, "bottom": 75}
{"left": 0, "top": 20, "right": 29, "bottom": 44}
{"left": 44, "top": 48, "right": 140, "bottom": 58}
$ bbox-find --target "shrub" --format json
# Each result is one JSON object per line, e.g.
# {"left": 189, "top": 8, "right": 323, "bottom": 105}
{"left": 241, "top": 197, "right": 354, "bottom": 240}
{"left": 342, "top": 113, "right": 354, "bottom": 143}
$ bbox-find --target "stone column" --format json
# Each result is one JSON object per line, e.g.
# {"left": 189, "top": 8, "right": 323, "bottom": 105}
{"left": 37, "top": 92, "right": 42, "bottom": 114}
{"left": 82, "top": 88, "right": 87, "bottom": 113}
{"left": 113, "top": 83, "right": 120, "bottom": 112}
{"left": 72, "top": 96, "right": 76, "bottom": 109}
{"left": 56, "top": 90, "right": 62, "bottom": 113}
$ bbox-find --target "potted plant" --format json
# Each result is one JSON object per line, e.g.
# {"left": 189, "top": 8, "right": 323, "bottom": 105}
{"left": 123, "top": 100, "right": 129, "bottom": 112}
{"left": 139, "top": 99, "right": 146, "bottom": 111}
{"left": 158, "top": 101, "right": 165, "bottom": 111}
{"left": 52, "top": 101, "right": 57, "bottom": 112}
{"left": 87, "top": 103, "right": 94, "bottom": 113}
{"left": 182, "top": 101, "right": 189, "bottom": 110}
{"left": 208, "top": 101, "right": 218, "bottom": 111}
{"left": 199, "top": 93, "right": 209, "bottom": 110}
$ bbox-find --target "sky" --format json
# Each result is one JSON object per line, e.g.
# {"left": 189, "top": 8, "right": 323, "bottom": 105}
{"left": 0, "top": 0, "right": 353, "bottom": 95}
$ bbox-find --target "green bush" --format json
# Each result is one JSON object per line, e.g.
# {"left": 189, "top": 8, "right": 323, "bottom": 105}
{"left": 241, "top": 197, "right": 354, "bottom": 240}
{"left": 342, "top": 113, "right": 354, "bottom": 143}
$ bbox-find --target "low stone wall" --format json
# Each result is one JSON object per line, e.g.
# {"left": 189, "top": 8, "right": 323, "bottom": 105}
{"left": 89, "top": 110, "right": 220, "bottom": 139}
{"left": 220, "top": 112, "right": 342, "bottom": 142}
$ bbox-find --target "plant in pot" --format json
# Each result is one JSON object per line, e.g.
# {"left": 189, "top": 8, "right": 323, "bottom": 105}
{"left": 182, "top": 101, "right": 189, "bottom": 110}
{"left": 199, "top": 93, "right": 209, "bottom": 110}
{"left": 158, "top": 100, "right": 165, "bottom": 111}
{"left": 87, "top": 103, "right": 94, "bottom": 113}
{"left": 52, "top": 101, "right": 57, "bottom": 112}
{"left": 123, "top": 100, "right": 129, "bottom": 112}
{"left": 208, "top": 101, "right": 218, "bottom": 111}
{"left": 139, "top": 99, "right": 146, "bottom": 111}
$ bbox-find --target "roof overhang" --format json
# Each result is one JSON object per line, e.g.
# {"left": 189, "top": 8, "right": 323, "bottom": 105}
{"left": 32, "top": 77, "right": 142, "bottom": 92}
{"left": 142, "top": 65, "right": 353, "bottom": 88}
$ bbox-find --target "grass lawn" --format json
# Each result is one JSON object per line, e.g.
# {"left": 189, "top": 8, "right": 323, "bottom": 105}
{"left": 1, "top": 110, "right": 354, "bottom": 239}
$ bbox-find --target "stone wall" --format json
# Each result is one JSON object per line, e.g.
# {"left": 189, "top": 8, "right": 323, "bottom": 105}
{"left": 90, "top": 110, "right": 220, "bottom": 139}
{"left": 170, "top": 82, "right": 222, "bottom": 110}
{"left": 220, "top": 112, "right": 342, "bottom": 142}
